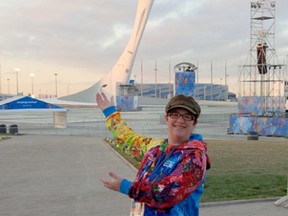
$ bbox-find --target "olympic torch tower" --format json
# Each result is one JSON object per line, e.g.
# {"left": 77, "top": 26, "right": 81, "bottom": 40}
{"left": 230, "top": 0, "right": 287, "bottom": 137}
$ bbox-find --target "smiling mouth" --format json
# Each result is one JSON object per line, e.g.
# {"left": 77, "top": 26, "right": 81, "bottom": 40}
{"left": 173, "top": 124, "right": 186, "bottom": 129}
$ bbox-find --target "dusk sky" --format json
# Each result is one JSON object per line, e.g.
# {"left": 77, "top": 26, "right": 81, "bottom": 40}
{"left": 0, "top": 0, "right": 287, "bottom": 98}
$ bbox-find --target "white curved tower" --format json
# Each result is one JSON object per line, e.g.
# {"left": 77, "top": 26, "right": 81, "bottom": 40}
{"left": 60, "top": 0, "right": 154, "bottom": 103}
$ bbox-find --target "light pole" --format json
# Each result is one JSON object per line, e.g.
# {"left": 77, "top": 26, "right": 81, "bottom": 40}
{"left": 211, "top": 61, "right": 213, "bottom": 101}
{"left": 54, "top": 73, "right": 58, "bottom": 97}
{"left": 141, "top": 60, "right": 143, "bottom": 96}
{"left": 7, "top": 78, "right": 10, "bottom": 94}
{"left": 154, "top": 60, "right": 158, "bottom": 98}
{"left": 14, "top": 68, "right": 19, "bottom": 95}
{"left": 285, "top": 55, "right": 288, "bottom": 81}
{"left": 66, "top": 84, "right": 70, "bottom": 95}
{"left": 0, "top": 62, "right": 2, "bottom": 94}
{"left": 30, "top": 73, "right": 35, "bottom": 96}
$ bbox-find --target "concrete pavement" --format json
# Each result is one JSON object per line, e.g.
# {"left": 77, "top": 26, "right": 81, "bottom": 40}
{"left": 0, "top": 135, "right": 287, "bottom": 216}
{"left": 0, "top": 135, "right": 136, "bottom": 216}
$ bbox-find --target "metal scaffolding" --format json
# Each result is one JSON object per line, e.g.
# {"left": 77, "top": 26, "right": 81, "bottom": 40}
{"left": 238, "top": 0, "right": 286, "bottom": 116}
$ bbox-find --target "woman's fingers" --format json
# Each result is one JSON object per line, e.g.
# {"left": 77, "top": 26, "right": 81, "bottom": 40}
{"left": 101, "top": 92, "right": 109, "bottom": 102}
{"left": 109, "top": 96, "right": 114, "bottom": 104}
{"left": 109, "top": 172, "right": 120, "bottom": 180}
{"left": 100, "top": 172, "right": 122, "bottom": 192}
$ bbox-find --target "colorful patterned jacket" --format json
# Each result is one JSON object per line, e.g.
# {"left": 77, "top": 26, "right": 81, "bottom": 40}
{"left": 104, "top": 107, "right": 210, "bottom": 216}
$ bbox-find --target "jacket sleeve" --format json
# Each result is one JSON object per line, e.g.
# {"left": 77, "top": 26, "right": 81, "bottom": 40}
{"left": 128, "top": 148, "right": 207, "bottom": 209}
{"left": 106, "top": 112, "right": 165, "bottom": 158}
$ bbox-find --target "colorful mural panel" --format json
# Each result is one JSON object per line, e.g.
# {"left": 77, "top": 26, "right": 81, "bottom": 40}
{"left": 229, "top": 114, "right": 288, "bottom": 137}
{"left": 238, "top": 96, "right": 286, "bottom": 115}
{"left": 116, "top": 96, "right": 139, "bottom": 111}
{"left": 238, "top": 96, "right": 264, "bottom": 115}
{"left": 175, "top": 72, "right": 195, "bottom": 96}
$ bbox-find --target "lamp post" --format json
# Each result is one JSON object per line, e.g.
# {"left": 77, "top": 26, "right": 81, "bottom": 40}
{"left": 211, "top": 61, "right": 213, "bottom": 101}
{"left": 54, "top": 73, "right": 58, "bottom": 97}
{"left": 154, "top": 60, "right": 158, "bottom": 98}
{"left": 66, "top": 84, "right": 70, "bottom": 95}
{"left": 285, "top": 55, "right": 288, "bottom": 81}
{"left": 0, "top": 62, "right": 2, "bottom": 94}
{"left": 14, "top": 68, "right": 19, "bottom": 95}
{"left": 30, "top": 73, "right": 35, "bottom": 96}
{"left": 7, "top": 78, "right": 10, "bottom": 94}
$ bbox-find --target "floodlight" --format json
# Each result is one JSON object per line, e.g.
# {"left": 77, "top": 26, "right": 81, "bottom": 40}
{"left": 251, "top": 3, "right": 257, "bottom": 8}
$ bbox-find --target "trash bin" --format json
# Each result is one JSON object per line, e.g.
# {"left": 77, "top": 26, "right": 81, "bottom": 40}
{"left": 247, "top": 131, "right": 258, "bottom": 140}
{"left": 0, "top": 124, "right": 7, "bottom": 134}
{"left": 9, "top": 124, "right": 18, "bottom": 134}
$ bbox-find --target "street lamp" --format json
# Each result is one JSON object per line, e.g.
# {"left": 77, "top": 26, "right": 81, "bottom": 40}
{"left": 0, "top": 62, "right": 2, "bottom": 94}
{"left": 154, "top": 60, "right": 158, "bottom": 98}
{"left": 30, "top": 73, "right": 35, "bottom": 96}
{"left": 285, "top": 55, "right": 288, "bottom": 81}
{"left": 14, "top": 68, "right": 19, "bottom": 95}
{"left": 66, "top": 84, "right": 70, "bottom": 95}
{"left": 7, "top": 78, "right": 10, "bottom": 94}
{"left": 54, "top": 73, "right": 58, "bottom": 97}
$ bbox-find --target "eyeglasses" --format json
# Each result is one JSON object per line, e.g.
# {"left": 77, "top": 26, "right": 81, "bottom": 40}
{"left": 168, "top": 112, "right": 195, "bottom": 121}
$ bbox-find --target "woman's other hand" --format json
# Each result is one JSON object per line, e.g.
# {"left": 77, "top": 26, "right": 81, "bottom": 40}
{"left": 96, "top": 92, "right": 114, "bottom": 111}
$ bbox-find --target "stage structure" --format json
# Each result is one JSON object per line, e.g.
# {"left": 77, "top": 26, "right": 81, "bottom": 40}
{"left": 230, "top": 0, "right": 287, "bottom": 137}
{"left": 60, "top": 0, "right": 154, "bottom": 103}
{"left": 174, "top": 62, "right": 197, "bottom": 97}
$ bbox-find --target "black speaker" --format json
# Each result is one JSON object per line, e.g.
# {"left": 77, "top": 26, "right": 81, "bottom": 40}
{"left": 257, "top": 43, "right": 268, "bottom": 74}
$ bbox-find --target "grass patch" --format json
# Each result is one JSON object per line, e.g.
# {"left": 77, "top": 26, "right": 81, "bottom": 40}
{"left": 202, "top": 139, "right": 288, "bottom": 202}
{"left": 202, "top": 174, "right": 286, "bottom": 202}
{"left": 105, "top": 138, "right": 288, "bottom": 202}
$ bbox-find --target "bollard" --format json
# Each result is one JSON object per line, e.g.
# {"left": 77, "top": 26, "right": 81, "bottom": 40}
{"left": 9, "top": 124, "right": 19, "bottom": 134}
{"left": 0, "top": 124, "right": 7, "bottom": 134}
{"left": 247, "top": 131, "right": 258, "bottom": 140}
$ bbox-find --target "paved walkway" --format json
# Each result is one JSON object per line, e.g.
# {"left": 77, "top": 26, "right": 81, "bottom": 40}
{"left": 0, "top": 135, "right": 136, "bottom": 216}
{"left": 0, "top": 135, "right": 287, "bottom": 216}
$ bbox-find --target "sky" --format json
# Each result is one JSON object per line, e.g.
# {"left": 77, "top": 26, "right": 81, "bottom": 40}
{"left": 0, "top": 0, "right": 288, "bottom": 98}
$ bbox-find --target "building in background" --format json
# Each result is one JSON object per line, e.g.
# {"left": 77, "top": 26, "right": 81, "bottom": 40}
{"left": 134, "top": 83, "right": 233, "bottom": 101}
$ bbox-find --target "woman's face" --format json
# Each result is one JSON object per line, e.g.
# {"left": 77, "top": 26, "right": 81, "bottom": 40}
{"left": 165, "top": 108, "right": 197, "bottom": 144}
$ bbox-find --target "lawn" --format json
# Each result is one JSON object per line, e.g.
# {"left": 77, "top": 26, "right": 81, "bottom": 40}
{"left": 202, "top": 139, "right": 288, "bottom": 202}
{"left": 106, "top": 138, "right": 288, "bottom": 202}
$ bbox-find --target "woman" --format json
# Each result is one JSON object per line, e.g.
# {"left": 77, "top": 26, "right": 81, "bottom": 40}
{"left": 97, "top": 92, "right": 210, "bottom": 216}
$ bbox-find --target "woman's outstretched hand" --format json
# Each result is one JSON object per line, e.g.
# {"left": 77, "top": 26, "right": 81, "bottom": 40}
{"left": 100, "top": 172, "right": 123, "bottom": 192}
{"left": 96, "top": 92, "right": 114, "bottom": 111}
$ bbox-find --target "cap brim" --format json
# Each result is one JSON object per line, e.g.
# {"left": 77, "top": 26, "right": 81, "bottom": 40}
{"left": 167, "top": 105, "right": 197, "bottom": 116}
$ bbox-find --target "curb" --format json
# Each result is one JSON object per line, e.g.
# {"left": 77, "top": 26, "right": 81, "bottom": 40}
{"left": 201, "top": 197, "right": 281, "bottom": 208}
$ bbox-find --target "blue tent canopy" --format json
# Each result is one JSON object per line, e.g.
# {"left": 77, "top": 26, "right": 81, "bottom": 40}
{"left": 0, "top": 96, "right": 67, "bottom": 112}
